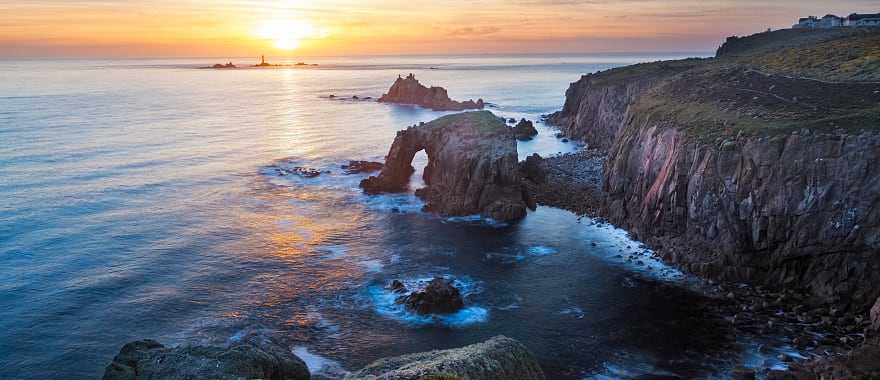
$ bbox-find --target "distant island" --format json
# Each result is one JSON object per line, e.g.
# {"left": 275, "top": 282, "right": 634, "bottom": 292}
{"left": 378, "top": 73, "right": 485, "bottom": 111}
{"left": 201, "top": 56, "right": 318, "bottom": 70}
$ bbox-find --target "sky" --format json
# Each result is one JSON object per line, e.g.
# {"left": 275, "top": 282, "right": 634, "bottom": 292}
{"left": 1, "top": 0, "right": 878, "bottom": 58}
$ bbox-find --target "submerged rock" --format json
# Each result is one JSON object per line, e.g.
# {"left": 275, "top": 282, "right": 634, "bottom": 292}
{"left": 398, "top": 278, "right": 464, "bottom": 315}
{"left": 276, "top": 166, "right": 322, "bottom": 178}
{"left": 342, "top": 160, "right": 384, "bottom": 174}
{"left": 360, "top": 111, "right": 530, "bottom": 222}
{"left": 378, "top": 73, "right": 484, "bottom": 111}
{"left": 102, "top": 337, "right": 310, "bottom": 380}
{"left": 511, "top": 118, "right": 538, "bottom": 141}
{"left": 345, "top": 336, "right": 545, "bottom": 380}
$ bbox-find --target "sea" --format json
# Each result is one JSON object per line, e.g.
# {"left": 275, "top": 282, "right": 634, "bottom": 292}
{"left": 0, "top": 55, "right": 797, "bottom": 379}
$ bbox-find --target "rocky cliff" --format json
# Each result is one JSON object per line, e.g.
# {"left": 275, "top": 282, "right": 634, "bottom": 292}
{"left": 378, "top": 74, "right": 485, "bottom": 111}
{"left": 548, "top": 28, "right": 880, "bottom": 311}
{"left": 361, "top": 111, "right": 531, "bottom": 222}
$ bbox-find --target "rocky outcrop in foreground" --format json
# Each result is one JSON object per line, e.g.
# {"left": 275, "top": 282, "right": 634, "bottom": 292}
{"left": 103, "top": 336, "right": 310, "bottom": 380}
{"left": 345, "top": 336, "right": 545, "bottom": 380}
{"left": 361, "top": 111, "right": 532, "bottom": 222}
{"left": 378, "top": 74, "right": 484, "bottom": 111}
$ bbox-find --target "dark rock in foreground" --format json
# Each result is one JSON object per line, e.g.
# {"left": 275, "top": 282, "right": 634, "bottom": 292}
{"left": 512, "top": 118, "right": 538, "bottom": 141}
{"left": 341, "top": 160, "right": 384, "bottom": 174}
{"left": 398, "top": 278, "right": 464, "bottom": 314}
{"left": 378, "top": 74, "right": 484, "bottom": 111}
{"left": 360, "top": 111, "right": 531, "bottom": 222}
{"left": 103, "top": 337, "right": 310, "bottom": 380}
{"left": 344, "top": 336, "right": 545, "bottom": 380}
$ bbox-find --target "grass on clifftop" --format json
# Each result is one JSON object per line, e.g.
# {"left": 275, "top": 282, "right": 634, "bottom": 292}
{"left": 731, "top": 31, "right": 880, "bottom": 82}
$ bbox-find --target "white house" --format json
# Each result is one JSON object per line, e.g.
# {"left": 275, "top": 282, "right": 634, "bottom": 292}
{"left": 793, "top": 12, "right": 880, "bottom": 28}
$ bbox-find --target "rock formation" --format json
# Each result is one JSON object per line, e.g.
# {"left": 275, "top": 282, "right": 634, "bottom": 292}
{"left": 341, "top": 160, "right": 383, "bottom": 175}
{"left": 511, "top": 118, "right": 538, "bottom": 141}
{"left": 360, "top": 111, "right": 531, "bottom": 222}
{"left": 378, "top": 74, "right": 485, "bottom": 111}
{"left": 546, "top": 28, "right": 880, "bottom": 312}
{"left": 102, "top": 337, "right": 310, "bottom": 380}
{"left": 398, "top": 278, "right": 465, "bottom": 314}
{"left": 344, "top": 336, "right": 545, "bottom": 380}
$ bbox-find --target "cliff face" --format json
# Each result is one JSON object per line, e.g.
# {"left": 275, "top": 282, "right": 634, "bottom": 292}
{"left": 361, "top": 111, "right": 530, "bottom": 222}
{"left": 550, "top": 29, "right": 880, "bottom": 310}
{"left": 378, "top": 74, "right": 484, "bottom": 111}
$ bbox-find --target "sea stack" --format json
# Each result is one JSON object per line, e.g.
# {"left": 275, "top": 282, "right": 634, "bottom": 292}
{"left": 360, "top": 111, "right": 531, "bottom": 222}
{"left": 378, "top": 73, "right": 485, "bottom": 111}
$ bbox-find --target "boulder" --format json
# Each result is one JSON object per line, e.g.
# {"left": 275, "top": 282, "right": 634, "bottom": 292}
{"left": 360, "top": 111, "right": 529, "bottom": 222}
{"left": 871, "top": 296, "right": 880, "bottom": 334}
{"left": 102, "top": 337, "right": 310, "bottom": 380}
{"left": 511, "top": 119, "right": 538, "bottom": 141}
{"left": 342, "top": 161, "right": 384, "bottom": 175}
{"left": 378, "top": 74, "right": 484, "bottom": 111}
{"left": 399, "top": 278, "right": 464, "bottom": 314}
{"left": 520, "top": 154, "right": 546, "bottom": 184}
{"left": 345, "top": 336, "right": 545, "bottom": 380}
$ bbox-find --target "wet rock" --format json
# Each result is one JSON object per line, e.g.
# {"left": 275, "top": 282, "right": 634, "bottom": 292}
{"left": 102, "top": 336, "right": 310, "bottom": 380}
{"left": 520, "top": 154, "right": 546, "bottom": 184}
{"left": 390, "top": 280, "right": 407, "bottom": 293}
{"left": 512, "top": 118, "right": 538, "bottom": 141}
{"left": 871, "top": 296, "right": 880, "bottom": 333}
{"left": 341, "top": 160, "right": 384, "bottom": 174}
{"left": 360, "top": 111, "right": 529, "bottom": 222}
{"left": 378, "top": 73, "right": 484, "bottom": 111}
{"left": 400, "top": 278, "right": 464, "bottom": 315}
{"left": 731, "top": 366, "right": 756, "bottom": 380}
{"left": 278, "top": 167, "right": 322, "bottom": 178}
{"left": 345, "top": 336, "right": 545, "bottom": 380}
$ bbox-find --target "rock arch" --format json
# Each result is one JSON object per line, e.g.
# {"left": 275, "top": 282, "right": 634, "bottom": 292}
{"left": 361, "top": 111, "right": 531, "bottom": 222}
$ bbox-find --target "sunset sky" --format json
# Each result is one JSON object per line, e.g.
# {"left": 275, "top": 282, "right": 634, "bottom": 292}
{"left": 1, "top": 0, "right": 877, "bottom": 58}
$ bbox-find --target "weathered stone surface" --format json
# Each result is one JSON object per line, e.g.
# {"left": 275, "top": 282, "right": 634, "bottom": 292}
{"left": 341, "top": 160, "right": 384, "bottom": 175}
{"left": 872, "top": 296, "right": 880, "bottom": 334}
{"left": 399, "top": 278, "right": 464, "bottom": 315}
{"left": 512, "top": 118, "right": 538, "bottom": 141}
{"left": 378, "top": 74, "right": 484, "bottom": 111}
{"left": 344, "top": 336, "right": 545, "bottom": 380}
{"left": 102, "top": 337, "right": 310, "bottom": 380}
{"left": 360, "top": 111, "right": 529, "bottom": 222}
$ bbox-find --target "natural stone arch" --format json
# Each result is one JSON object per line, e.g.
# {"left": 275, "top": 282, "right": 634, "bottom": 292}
{"left": 361, "top": 111, "right": 531, "bottom": 222}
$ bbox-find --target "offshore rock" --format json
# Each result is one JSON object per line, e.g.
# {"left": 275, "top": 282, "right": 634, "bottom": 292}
{"left": 102, "top": 337, "right": 310, "bottom": 380}
{"left": 399, "top": 278, "right": 464, "bottom": 315}
{"left": 360, "top": 111, "right": 529, "bottom": 222}
{"left": 341, "top": 160, "right": 384, "bottom": 174}
{"left": 512, "top": 118, "right": 538, "bottom": 141}
{"left": 344, "top": 336, "right": 545, "bottom": 380}
{"left": 378, "top": 73, "right": 484, "bottom": 111}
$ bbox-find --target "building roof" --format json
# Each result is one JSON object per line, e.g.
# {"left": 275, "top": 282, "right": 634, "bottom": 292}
{"left": 848, "top": 13, "right": 880, "bottom": 21}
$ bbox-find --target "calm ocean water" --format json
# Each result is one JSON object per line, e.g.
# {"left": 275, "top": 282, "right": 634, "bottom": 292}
{"left": 1, "top": 55, "right": 790, "bottom": 379}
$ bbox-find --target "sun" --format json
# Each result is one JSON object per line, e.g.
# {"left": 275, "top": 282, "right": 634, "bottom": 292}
{"left": 256, "top": 19, "right": 318, "bottom": 50}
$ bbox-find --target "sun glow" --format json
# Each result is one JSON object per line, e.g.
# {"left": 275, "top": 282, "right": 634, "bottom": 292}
{"left": 256, "top": 19, "right": 323, "bottom": 50}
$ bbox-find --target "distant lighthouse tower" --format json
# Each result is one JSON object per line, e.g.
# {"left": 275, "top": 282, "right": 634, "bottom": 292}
{"left": 261, "top": 55, "right": 266, "bottom": 65}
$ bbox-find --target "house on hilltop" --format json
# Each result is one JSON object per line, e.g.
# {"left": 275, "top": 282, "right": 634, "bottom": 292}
{"left": 793, "top": 12, "right": 880, "bottom": 28}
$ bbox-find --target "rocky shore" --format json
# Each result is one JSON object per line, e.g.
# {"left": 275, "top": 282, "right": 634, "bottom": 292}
{"left": 104, "top": 336, "right": 544, "bottom": 380}
{"left": 535, "top": 27, "right": 880, "bottom": 377}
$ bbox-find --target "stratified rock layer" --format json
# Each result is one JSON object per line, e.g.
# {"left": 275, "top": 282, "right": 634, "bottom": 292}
{"left": 344, "top": 336, "right": 545, "bottom": 380}
{"left": 378, "top": 74, "right": 484, "bottom": 111}
{"left": 547, "top": 29, "right": 880, "bottom": 312}
{"left": 103, "top": 337, "right": 310, "bottom": 380}
{"left": 361, "top": 111, "right": 530, "bottom": 222}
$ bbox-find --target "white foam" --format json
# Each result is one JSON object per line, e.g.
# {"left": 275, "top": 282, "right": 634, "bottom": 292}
{"left": 527, "top": 245, "right": 558, "bottom": 256}
{"left": 359, "top": 259, "right": 384, "bottom": 273}
{"left": 292, "top": 346, "right": 349, "bottom": 377}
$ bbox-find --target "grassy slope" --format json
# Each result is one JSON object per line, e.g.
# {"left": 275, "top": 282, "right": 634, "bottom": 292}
{"left": 623, "top": 28, "right": 880, "bottom": 141}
